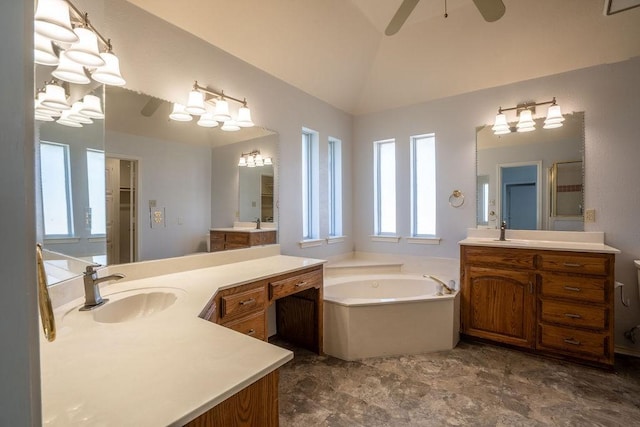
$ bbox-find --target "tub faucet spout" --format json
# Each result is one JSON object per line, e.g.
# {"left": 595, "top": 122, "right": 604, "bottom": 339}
{"left": 423, "top": 275, "right": 455, "bottom": 294}
{"left": 81, "top": 265, "right": 125, "bottom": 311}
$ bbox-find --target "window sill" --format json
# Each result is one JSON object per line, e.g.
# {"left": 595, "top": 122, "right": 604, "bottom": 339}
{"left": 406, "top": 236, "right": 441, "bottom": 245}
{"left": 88, "top": 236, "right": 106, "bottom": 243}
{"left": 43, "top": 237, "right": 81, "bottom": 244}
{"left": 369, "top": 235, "right": 401, "bottom": 243}
{"left": 299, "top": 239, "right": 325, "bottom": 249}
{"left": 326, "top": 236, "right": 346, "bottom": 245}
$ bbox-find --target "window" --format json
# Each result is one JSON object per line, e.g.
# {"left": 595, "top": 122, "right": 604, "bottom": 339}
{"left": 374, "top": 139, "right": 396, "bottom": 235}
{"left": 411, "top": 134, "right": 436, "bottom": 236}
{"left": 302, "top": 128, "right": 319, "bottom": 240}
{"left": 328, "top": 137, "right": 343, "bottom": 237}
{"left": 86, "top": 149, "right": 106, "bottom": 235}
{"left": 40, "top": 141, "right": 73, "bottom": 236}
{"left": 477, "top": 175, "right": 490, "bottom": 226}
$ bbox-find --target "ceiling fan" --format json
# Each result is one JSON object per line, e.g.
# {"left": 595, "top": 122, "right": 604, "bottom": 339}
{"left": 385, "top": 0, "right": 506, "bottom": 36}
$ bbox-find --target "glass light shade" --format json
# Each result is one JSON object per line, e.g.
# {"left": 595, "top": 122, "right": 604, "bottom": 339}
{"left": 185, "top": 90, "right": 207, "bottom": 115}
{"left": 34, "top": 0, "right": 78, "bottom": 43}
{"left": 34, "top": 99, "right": 55, "bottom": 121}
{"left": 544, "top": 104, "right": 565, "bottom": 129}
{"left": 68, "top": 102, "right": 93, "bottom": 124}
{"left": 254, "top": 154, "right": 264, "bottom": 166}
{"left": 34, "top": 33, "right": 59, "bottom": 66}
{"left": 169, "top": 103, "right": 193, "bottom": 121}
{"left": 52, "top": 52, "right": 91, "bottom": 84}
{"left": 91, "top": 52, "right": 126, "bottom": 86}
{"left": 197, "top": 112, "right": 219, "bottom": 128}
{"left": 56, "top": 110, "right": 83, "bottom": 127}
{"left": 246, "top": 155, "right": 256, "bottom": 167}
{"left": 264, "top": 157, "right": 273, "bottom": 165}
{"left": 236, "top": 106, "right": 254, "bottom": 127}
{"left": 40, "top": 83, "right": 70, "bottom": 110}
{"left": 79, "top": 94, "right": 104, "bottom": 119}
{"left": 238, "top": 157, "right": 247, "bottom": 167}
{"left": 516, "top": 109, "right": 535, "bottom": 132}
{"left": 220, "top": 120, "right": 240, "bottom": 132}
{"left": 64, "top": 28, "right": 105, "bottom": 67}
{"left": 35, "top": 92, "right": 62, "bottom": 117}
{"left": 491, "top": 112, "right": 510, "bottom": 134}
{"left": 212, "top": 99, "right": 231, "bottom": 122}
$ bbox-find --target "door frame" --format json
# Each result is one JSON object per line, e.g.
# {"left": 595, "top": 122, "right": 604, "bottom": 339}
{"left": 106, "top": 153, "right": 140, "bottom": 264}
{"left": 496, "top": 161, "right": 542, "bottom": 230}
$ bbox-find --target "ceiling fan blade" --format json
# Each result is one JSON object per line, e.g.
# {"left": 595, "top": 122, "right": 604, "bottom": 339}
{"left": 385, "top": 0, "right": 420, "bottom": 36}
{"left": 472, "top": 0, "right": 505, "bottom": 22}
{"left": 140, "top": 97, "right": 163, "bottom": 117}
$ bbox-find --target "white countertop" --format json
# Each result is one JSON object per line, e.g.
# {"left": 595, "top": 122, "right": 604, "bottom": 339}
{"left": 41, "top": 255, "right": 325, "bottom": 426}
{"left": 459, "top": 229, "right": 620, "bottom": 254}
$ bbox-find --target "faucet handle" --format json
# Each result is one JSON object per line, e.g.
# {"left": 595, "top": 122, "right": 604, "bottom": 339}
{"left": 84, "top": 264, "right": 101, "bottom": 275}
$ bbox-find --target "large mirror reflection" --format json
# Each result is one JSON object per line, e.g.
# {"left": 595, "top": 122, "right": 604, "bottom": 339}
{"left": 39, "top": 85, "right": 278, "bottom": 285}
{"left": 476, "top": 112, "right": 584, "bottom": 231}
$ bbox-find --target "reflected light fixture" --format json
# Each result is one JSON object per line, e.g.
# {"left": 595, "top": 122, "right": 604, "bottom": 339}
{"left": 171, "top": 81, "right": 255, "bottom": 130}
{"left": 169, "top": 103, "right": 193, "bottom": 121}
{"left": 35, "top": 80, "right": 105, "bottom": 126}
{"left": 492, "top": 97, "right": 564, "bottom": 135}
{"left": 34, "top": 32, "right": 59, "bottom": 66}
{"left": 238, "top": 150, "right": 272, "bottom": 167}
{"left": 64, "top": 26, "right": 105, "bottom": 67}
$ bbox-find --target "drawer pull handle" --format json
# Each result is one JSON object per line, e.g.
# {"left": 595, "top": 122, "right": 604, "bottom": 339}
{"left": 239, "top": 298, "right": 256, "bottom": 306}
{"left": 563, "top": 286, "right": 581, "bottom": 292}
{"left": 563, "top": 338, "right": 581, "bottom": 346}
{"left": 564, "top": 313, "right": 582, "bottom": 319}
{"left": 563, "top": 262, "right": 582, "bottom": 268}
{"left": 296, "top": 281, "right": 308, "bottom": 287}
{"left": 247, "top": 329, "right": 256, "bottom": 336}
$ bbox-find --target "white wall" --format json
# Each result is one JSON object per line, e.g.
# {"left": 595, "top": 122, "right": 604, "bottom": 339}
{"left": 0, "top": 1, "right": 41, "bottom": 424}
{"left": 107, "top": 130, "right": 212, "bottom": 260}
{"left": 354, "top": 57, "right": 640, "bottom": 354}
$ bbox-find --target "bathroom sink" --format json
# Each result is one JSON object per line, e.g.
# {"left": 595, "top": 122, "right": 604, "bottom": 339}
{"left": 93, "top": 289, "right": 182, "bottom": 323}
{"left": 63, "top": 287, "right": 185, "bottom": 325}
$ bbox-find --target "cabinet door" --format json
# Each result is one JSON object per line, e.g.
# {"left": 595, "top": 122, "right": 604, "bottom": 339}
{"left": 462, "top": 266, "right": 536, "bottom": 348}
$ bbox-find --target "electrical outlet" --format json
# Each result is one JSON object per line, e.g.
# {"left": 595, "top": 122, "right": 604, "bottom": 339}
{"left": 585, "top": 209, "right": 596, "bottom": 223}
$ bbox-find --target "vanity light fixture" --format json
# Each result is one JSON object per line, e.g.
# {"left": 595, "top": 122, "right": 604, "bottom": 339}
{"left": 492, "top": 97, "right": 564, "bottom": 135}
{"left": 171, "top": 81, "right": 255, "bottom": 131}
{"left": 34, "top": 0, "right": 126, "bottom": 87}
{"left": 35, "top": 80, "right": 106, "bottom": 126}
{"left": 238, "top": 150, "right": 272, "bottom": 167}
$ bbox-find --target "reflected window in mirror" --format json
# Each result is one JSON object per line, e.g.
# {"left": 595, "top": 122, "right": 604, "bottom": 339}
{"left": 328, "top": 137, "right": 343, "bottom": 237}
{"left": 40, "top": 141, "right": 73, "bottom": 236}
{"left": 476, "top": 112, "right": 584, "bottom": 231}
{"left": 86, "top": 149, "right": 106, "bottom": 235}
{"left": 302, "top": 128, "right": 319, "bottom": 240}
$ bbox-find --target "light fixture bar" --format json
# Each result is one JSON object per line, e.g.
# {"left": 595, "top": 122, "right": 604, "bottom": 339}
{"left": 65, "top": 1, "right": 111, "bottom": 50}
{"left": 193, "top": 81, "right": 248, "bottom": 107}
{"left": 498, "top": 97, "right": 558, "bottom": 114}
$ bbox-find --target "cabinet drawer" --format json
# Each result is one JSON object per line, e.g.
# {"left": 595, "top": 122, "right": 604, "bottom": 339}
{"left": 220, "top": 286, "right": 266, "bottom": 319}
{"left": 226, "top": 232, "right": 250, "bottom": 245}
{"left": 538, "top": 324, "right": 609, "bottom": 360}
{"left": 223, "top": 311, "right": 266, "bottom": 341}
{"left": 210, "top": 242, "right": 225, "bottom": 252}
{"left": 540, "top": 300, "right": 607, "bottom": 329}
{"left": 539, "top": 253, "right": 609, "bottom": 276}
{"left": 463, "top": 246, "right": 535, "bottom": 269}
{"left": 270, "top": 268, "right": 322, "bottom": 300}
{"left": 540, "top": 273, "right": 607, "bottom": 303}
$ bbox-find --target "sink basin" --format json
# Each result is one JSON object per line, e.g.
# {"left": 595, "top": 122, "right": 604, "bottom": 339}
{"left": 92, "top": 289, "right": 183, "bottom": 323}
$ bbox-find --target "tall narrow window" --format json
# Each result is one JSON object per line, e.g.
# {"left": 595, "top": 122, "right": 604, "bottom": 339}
{"left": 302, "top": 128, "right": 319, "bottom": 240}
{"left": 328, "top": 137, "right": 343, "bottom": 237}
{"left": 40, "top": 141, "right": 73, "bottom": 236}
{"left": 411, "top": 134, "right": 436, "bottom": 236}
{"left": 374, "top": 139, "right": 396, "bottom": 235}
{"left": 86, "top": 149, "right": 106, "bottom": 235}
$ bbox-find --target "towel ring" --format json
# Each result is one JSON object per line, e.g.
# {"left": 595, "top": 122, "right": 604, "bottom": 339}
{"left": 449, "top": 190, "right": 464, "bottom": 208}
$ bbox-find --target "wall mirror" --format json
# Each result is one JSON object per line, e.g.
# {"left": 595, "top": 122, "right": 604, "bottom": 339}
{"left": 39, "top": 85, "right": 278, "bottom": 285}
{"left": 476, "top": 112, "right": 584, "bottom": 231}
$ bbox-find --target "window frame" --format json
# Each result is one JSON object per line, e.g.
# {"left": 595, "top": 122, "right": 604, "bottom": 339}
{"left": 410, "top": 133, "right": 436, "bottom": 237}
{"left": 328, "top": 137, "right": 343, "bottom": 237}
{"left": 302, "top": 128, "right": 319, "bottom": 240}
{"left": 373, "top": 139, "right": 396, "bottom": 236}
{"left": 40, "top": 140, "right": 74, "bottom": 237}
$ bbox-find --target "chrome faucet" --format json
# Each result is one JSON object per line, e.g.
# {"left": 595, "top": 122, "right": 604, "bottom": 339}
{"left": 423, "top": 275, "right": 455, "bottom": 295}
{"left": 80, "top": 265, "right": 125, "bottom": 311}
{"left": 499, "top": 220, "right": 507, "bottom": 241}
{"left": 255, "top": 217, "right": 261, "bottom": 229}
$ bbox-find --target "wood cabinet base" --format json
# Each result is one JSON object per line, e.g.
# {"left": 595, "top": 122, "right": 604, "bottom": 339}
{"left": 185, "top": 370, "right": 279, "bottom": 427}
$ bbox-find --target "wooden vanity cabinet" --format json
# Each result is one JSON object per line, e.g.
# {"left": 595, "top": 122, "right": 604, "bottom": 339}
{"left": 210, "top": 230, "right": 276, "bottom": 252}
{"left": 202, "top": 265, "right": 324, "bottom": 354}
{"left": 460, "top": 245, "right": 615, "bottom": 367}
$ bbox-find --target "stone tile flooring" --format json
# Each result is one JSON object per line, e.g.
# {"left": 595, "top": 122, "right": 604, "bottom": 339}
{"left": 277, "top": 341, "right": 640, "bottom": 426}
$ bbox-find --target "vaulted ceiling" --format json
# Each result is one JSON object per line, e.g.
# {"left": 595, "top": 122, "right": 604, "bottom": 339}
{"left": 125, "top": 0, "right": 640, "bottom": 115}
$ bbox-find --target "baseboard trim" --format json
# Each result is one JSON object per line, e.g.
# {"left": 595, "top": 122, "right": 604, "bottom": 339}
{"left": 615, "top": 345, "right": 640, "bottom": 358}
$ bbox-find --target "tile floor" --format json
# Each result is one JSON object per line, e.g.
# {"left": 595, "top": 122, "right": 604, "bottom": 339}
{"left": 277, "top": 340, "right": 640, "bottom": 426}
